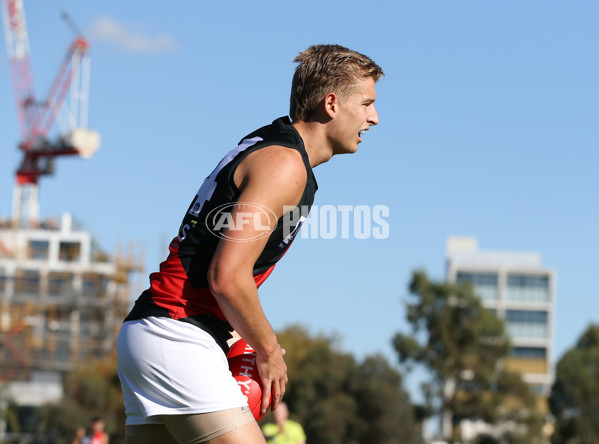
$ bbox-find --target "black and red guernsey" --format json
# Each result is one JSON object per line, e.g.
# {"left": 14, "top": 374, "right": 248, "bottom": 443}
{"left": 125, "top": 117, "right": 317, "bottom": 350}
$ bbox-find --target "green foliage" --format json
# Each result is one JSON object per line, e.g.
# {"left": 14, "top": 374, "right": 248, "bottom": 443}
{"left": 393, "top": 270, "right": 542, "bottom": 443}
{"left": 396, "top": 270, "right": 510, "bottom": 383}
{"left": 36, "top": 360, "right": 125, "bottom": 444}
{"left": 33, "top": 325, "right": 420, "bottom": 444}
{"left": 353, "top": 355, "right": 421, "bottom": 444}
{"left": 265, "top": 324, "right": 422, "bottom": 444}
{"left": 550, "top": 324, "right": 599, "bottom": 444}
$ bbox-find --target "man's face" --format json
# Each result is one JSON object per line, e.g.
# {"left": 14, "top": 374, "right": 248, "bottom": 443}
{"left": 91, "top": 420, "right": 105, "bottom": 432}
{"left": 329, "top": 77, "right": 379, "bottom": 155}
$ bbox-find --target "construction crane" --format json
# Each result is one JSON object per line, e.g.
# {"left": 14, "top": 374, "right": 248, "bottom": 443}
{"left": 1, "top": 0, "right": 100, "bottom": 227}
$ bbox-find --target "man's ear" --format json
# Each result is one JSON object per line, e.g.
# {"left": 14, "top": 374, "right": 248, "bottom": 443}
{"left": 323, "top": 92, "right": 338, "bottom": 119}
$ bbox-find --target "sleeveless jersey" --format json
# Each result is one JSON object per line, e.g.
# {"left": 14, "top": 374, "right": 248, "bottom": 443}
{"left": 125, "top": 117, "right": 317, "bottom": 349}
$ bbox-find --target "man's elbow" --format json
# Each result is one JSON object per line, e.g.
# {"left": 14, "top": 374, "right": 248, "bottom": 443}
{"left": 208, "top": 262, "right": 242, "bottom": 299}
{"left": 207, "top": 262, "right": 227, "bottom": 297}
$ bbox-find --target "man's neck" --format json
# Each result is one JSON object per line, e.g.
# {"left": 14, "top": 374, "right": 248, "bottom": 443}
{"left": 292, "top": 120, "right": 334, "bottom": 168}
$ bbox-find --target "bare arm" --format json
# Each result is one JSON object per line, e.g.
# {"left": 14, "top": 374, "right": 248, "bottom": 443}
{"left": 71, "top": 429, "right": 85, "bottom": 444}
{"left": 208, "top": 146, "right": 307, "bottom": 413}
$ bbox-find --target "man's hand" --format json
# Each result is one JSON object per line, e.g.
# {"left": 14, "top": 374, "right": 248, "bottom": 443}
{"left": 257, "top": 345, "right": 287, "bottom": 413}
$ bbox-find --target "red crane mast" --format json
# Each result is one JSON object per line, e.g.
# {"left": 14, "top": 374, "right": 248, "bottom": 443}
{"left": 1, "top": 0, "right": 100, "bottom": 226}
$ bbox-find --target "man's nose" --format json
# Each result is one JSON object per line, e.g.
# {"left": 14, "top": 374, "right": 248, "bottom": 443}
{"left": 368, "top": 106, "right": 379, "bottom": 126}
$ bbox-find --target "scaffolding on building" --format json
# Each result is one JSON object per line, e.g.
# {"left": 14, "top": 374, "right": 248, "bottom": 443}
{"left": 0, "top": 213, "right": 144, "bottom": 384}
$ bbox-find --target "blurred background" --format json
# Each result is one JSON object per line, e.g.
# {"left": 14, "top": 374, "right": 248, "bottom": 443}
{"left": 0, "top": 0, "right": 597, "bottom": 442}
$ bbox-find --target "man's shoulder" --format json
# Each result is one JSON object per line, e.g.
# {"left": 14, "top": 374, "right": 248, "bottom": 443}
{"left": 241, "top": 117, "right": 301, "bottom": 148}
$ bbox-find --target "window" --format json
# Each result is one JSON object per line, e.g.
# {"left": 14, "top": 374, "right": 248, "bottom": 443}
{"left": 14, "top": 269, "right": 40, "bottom": 294}
{"left": 59, "top": 241, "right": 81, "bottom": 262}
{"left": 506, "top": 274, "right": 549, "bottom": 302}
{"left": 82, "top": 274, "right": 110, "bottom": 298}
{"left": 29, "top": 240, "right": 50, "bottom": 260}
{"left": 512, "top": 346, "right": 547, "bottom": 359}
{"left": 0, "top": 274, "right": 7, "bottom": 292}
{"left": 529, "top": 384, "right": 546, "bottom": 395}
{"left": 506, "top": 310, "right": 548, "bottom": 339}
{"left": 456, "top": 272, "right": 498, "bottom": 301}
{"left": 48, "top": 272, "right": 73, "bottom": 296}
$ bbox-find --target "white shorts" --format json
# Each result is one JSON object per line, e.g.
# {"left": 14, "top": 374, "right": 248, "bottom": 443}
{"left": 116, "top": 317, "right": 247, "bottom": 426}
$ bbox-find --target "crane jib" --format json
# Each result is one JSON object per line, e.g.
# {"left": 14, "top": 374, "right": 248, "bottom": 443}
{"left": 1, "top": 0, "right": 100, "bottom": 226}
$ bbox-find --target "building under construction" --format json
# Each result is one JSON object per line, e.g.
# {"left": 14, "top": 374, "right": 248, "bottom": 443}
{"left": 0, "top": 1, "right": 144, "bottom": 439}
{"left": 0, "top": 212, "right": 143, "bottom": 395}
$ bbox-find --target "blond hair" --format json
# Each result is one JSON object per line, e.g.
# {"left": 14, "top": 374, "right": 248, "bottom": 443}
{"left": 290, "top": 44, "right": 384, "bottom": 121}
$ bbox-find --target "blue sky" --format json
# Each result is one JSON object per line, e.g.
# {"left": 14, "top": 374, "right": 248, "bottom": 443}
{"left": 1, "top": 0, "right": 597, "bottom": 392}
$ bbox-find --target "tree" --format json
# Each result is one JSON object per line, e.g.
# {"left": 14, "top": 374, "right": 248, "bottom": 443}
{"left": 549, "top": 324, "right": 599, "bottom": 444}
{"left": 36, "top": 359, "right": 125, "bottom": 444}
{"left": 32, "top": 325, "right": 420, "bottom": 444}
{"left": 353, "top": 355, "right": 421, "bottom": 444}
{"left": 393, "top": 270, "right": 542, "bottom": 443}
{"left": 267, "top": 324, "right": 422, "bottom": 444}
